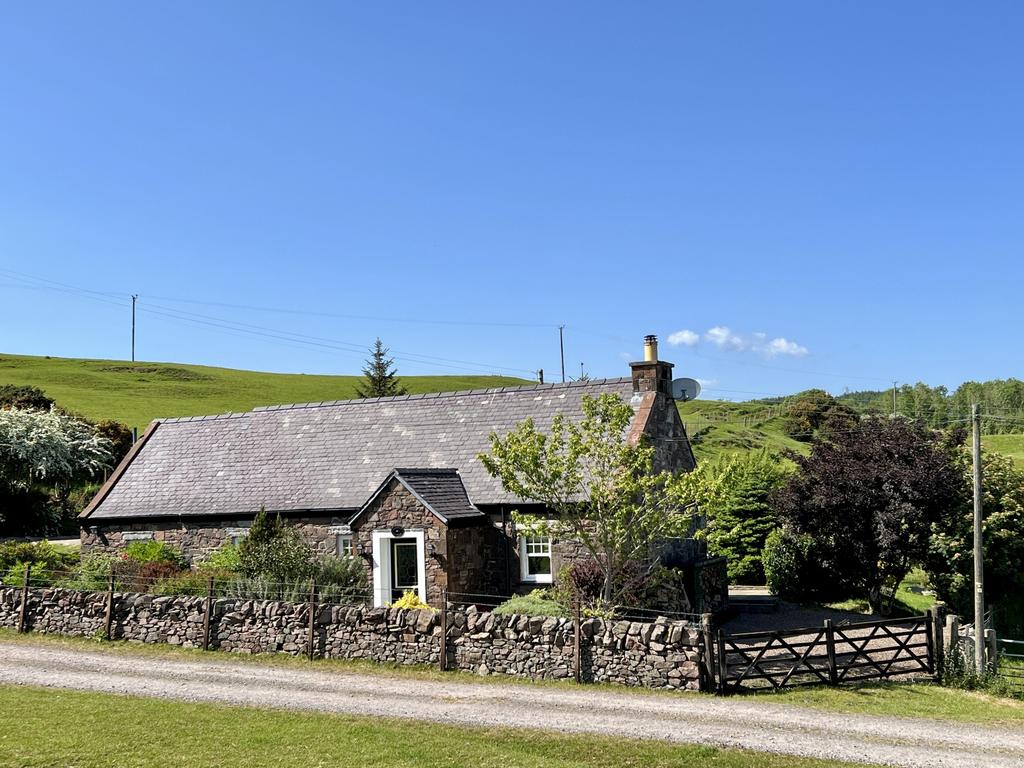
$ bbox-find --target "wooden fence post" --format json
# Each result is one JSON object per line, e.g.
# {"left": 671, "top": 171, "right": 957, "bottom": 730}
{"left": 103, "top": 571, "right": 115, "bottom": 641}
{"left": 439, "top": 589, "right": 448, "bottom": 672}
{"left": 573, "top": 600, "right": 582, "bottom": 684}
{"left": 824, "top": 619, "right": 838, "bottom": 686}
{"left": 17, "top": 564, "right": 31, "bottom": 634}
{"left": 701, "top": 613, "right": 715, "bottom": 692}
{"left": 715, "top": 629, "right": 728, "bottom": 694}
{"left": 306, "top": 578, "right": 317, "bottom": 661}
{"left": 202, "top": 576, "right": 214, "bottom": 651}
{"left": 931, "top": 603, "right": 945, "bottom": 679}
{"left": 985, "top": 629, "right": 998, "bottom": 672}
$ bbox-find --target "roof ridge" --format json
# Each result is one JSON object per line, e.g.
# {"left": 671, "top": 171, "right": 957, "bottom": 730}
{"left": 248, "top": 377, "right": 632, "bottom": 415}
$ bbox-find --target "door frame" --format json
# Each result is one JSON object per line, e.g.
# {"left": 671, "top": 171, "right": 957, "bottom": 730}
{"left": 371, "top": 528, "right": 426, "bottom": 607}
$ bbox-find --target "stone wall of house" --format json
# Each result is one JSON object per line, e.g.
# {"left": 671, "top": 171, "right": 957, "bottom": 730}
{"left": 446, "top": 523, "right": 506, "bottom": 600}
{"left": 350, "top": 479, "right": 448, "bottom": 605}
{"left": 80, "top": 516, "right": 347, "bottom": 563}
{"left": 0, "top": 585, "right": 704, "bottom": 690}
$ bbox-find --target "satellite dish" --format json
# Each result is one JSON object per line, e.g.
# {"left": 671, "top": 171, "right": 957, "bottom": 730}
{"left": 671, "top": 377, "right": 701, "bottom": 401}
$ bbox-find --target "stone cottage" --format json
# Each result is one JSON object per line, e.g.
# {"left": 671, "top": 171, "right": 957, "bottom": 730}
{"left": 80, "top": 336, "right": 705, "bottom": 607}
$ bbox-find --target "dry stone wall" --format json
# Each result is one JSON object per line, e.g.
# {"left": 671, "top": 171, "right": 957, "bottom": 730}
{"left": 0, "top": 585, "right": 704, "bottom": 690}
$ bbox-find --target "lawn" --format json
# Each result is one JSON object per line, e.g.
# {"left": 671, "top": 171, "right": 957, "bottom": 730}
{"left": 983, "top": 433, "right": 1024, "bottom": 468}
{"left": 0, "top": 685, "right": 861, "bottom": 768}
{"left": 0, "top": 352, "right": 529, "bottom": 429}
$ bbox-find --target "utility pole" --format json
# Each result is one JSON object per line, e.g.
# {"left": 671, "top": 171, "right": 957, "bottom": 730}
{"left": 558, "top": 325, "right": 565, "bottom": 383}
{"left": 580, "top": 362, "right": 584, "bottom": 380}
{"left": 892, "top": 381, "right": 898, "bottom": 417}
{"left": 131, "top": 294, "right": 138, "bottom": 362}
{"left": 972, "top": 403, "right": 986, "bottom": 672}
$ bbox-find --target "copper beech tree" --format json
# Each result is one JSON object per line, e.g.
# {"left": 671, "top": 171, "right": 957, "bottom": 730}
{"left": 480, "top": 393, "right": 698, "bottom": 605}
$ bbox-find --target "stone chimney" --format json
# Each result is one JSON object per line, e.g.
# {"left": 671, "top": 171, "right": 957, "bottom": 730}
{"left": 630, "top": 334, "right": 674, "bottom": 397}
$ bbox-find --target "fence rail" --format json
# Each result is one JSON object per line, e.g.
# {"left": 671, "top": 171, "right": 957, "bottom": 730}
{"left": 714, "top": 611, "right": 938, "bottom": 693}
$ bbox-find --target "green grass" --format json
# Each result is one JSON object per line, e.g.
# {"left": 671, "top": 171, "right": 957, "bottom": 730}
{"left": 823, "top": 569, "right": 937, "bottom": 616}
{"left": 677, "top": 399, "right": 808, "bottom": 462}
{"left": 0, "top": 685, "right": 863, "bottom": 768}
{"left": 983, "top": 433, "right": 1024, "bottom": 468}
{"left": 0, "top": 352, "right": 529, "bottom": 429}
{"left": 758, "top": 681, "right": 1024, "bottom": 725}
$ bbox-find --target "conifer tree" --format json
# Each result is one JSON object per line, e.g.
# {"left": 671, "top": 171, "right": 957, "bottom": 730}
{"left": 355, "top": 338, "right": 408, "bottom": 398}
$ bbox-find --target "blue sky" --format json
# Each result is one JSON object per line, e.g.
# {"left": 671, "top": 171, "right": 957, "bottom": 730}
{"left": 1, "top": 3, "right": 1021, "bottom": 400}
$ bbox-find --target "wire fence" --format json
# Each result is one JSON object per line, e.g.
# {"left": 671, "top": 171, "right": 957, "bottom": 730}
{"left": 0, "top": 567, "right": 376, "bottom": 608}
{"left": 444, "top": 589, "right": 702, "bottom": 624}
{"left": 1, "top": 568, "right": 702, "bottom": 624}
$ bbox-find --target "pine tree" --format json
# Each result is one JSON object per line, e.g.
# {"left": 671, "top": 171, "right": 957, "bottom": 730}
{"left": 355, "top": 338, "right": 408, "bottom": 398}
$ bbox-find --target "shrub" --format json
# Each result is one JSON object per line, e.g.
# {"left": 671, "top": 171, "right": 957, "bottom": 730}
{"left": 0, "top": 540, "right": 79, "bottom": 574}
{"left": 150, "top": 568, "right": 237, "bottom": 597}
{"left": 493, "top": 589, "right": 568, "bottom": 618}
{"left": 59, "top": 552, "right": 121, "bottom": 591}
{"left": 389, "top": 590, "right": 433, "bottom": 611}
{"left": 762, "top": 527, "right": 847, "bottom": 603}
{"left": 238, "top": 509, "right": 313, "bottom": 583}
{"left": 314, "top": 555, "right": 368, "bottom": 602}
{"left": 123, "top": 540, "right": 186, "bottom": 568}
{"left": 198, "top": 543, "right": 242, "bottom": 573}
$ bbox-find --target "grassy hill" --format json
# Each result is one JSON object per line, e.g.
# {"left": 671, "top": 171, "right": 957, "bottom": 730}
{"left": 677, "top": 399, "right": 809, "bottom": 463}
{"left": 0, "top": 353, "right": 530, "bottom": 429}
{"left": 982, "top": 434, "right": 1024, "bottom": 467}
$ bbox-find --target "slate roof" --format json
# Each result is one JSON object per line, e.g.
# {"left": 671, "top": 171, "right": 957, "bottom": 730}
{"left": 354, "top": 468, "right": 484, "bottom": 524}
{"left": 82, "top": 377, "right": 639, "bottom": 521}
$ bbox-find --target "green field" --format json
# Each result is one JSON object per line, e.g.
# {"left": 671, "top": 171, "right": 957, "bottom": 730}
{"left": 0, "top": 684, "right": 861, "bottom": 768}
{"left": 0, "top": 353, "right": 529, "bottom": 429}
{"left": 983, "top": 433, "right": 1024, "bottom": 468}
{"left": 677, "top": 399, "right": 808, "bottom": 462}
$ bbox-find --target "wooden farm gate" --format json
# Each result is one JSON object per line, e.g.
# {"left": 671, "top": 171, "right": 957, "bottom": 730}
{"left": 714, "top": 612, "right": 939, "bottom": 693}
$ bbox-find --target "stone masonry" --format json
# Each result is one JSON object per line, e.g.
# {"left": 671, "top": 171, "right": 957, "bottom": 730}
{"left": 0, "top": 585, "right": 704, "bottom": 690}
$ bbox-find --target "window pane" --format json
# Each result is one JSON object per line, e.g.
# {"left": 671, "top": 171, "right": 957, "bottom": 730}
{"left": 527, "top": 555, "right": 551, "bottom": 576}
{"left": 337, "top": 536, "right": 352, "bottom": 557}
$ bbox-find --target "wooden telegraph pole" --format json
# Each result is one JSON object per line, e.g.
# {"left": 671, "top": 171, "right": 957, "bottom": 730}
{"left": 971, "top": 403, "right": 986, "bottom": 672}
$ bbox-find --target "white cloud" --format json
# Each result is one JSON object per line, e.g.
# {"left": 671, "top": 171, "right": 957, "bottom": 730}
{"left": 705, "top": 326, "right": 747, "bottom": 351}
{"left": 667, "top": 329, "right": 699, "bottom": 347}
{"left": 762, "top": 337, "right": 809, "bottom": 358}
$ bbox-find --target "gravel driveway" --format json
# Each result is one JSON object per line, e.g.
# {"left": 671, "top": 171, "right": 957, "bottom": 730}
{"left": 2, "top": 640, "right": 1022, "bottom": 767}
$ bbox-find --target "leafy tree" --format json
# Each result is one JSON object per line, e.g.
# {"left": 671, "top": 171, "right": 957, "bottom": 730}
{"left": 926, "top": 449, "right": 1024, "bottom": 633}
{"left": 479, "top": 393, "right": 695, "bottom": 603}
{"left": 680, "top": 451, "right": 791, "bottom": 584}
{"left": 91, "top": 419, "right": 134, "bottom": 465}
{"left": 238, "top": 508, "right": 314, "bottom": 583}
{"left": 355, "top": 338, "right": 407, "bottom": 398}
{"left": 0, "top": 385, "right": 54, "bottom": 411}
{"left": 783, "top": 389, "right": 858, "bottom": 442}
{"left": 0, "top": 408, "right": 113, "bottom": 535}
{"left": 774, "top": 417, "right": 961, "bottom": 614}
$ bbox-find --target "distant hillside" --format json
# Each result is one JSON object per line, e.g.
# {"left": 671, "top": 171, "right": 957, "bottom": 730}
{"left": 677, "top": 399, "right": 809, "bottom": 463}
{"left": 0, "top": 353, "right": 530, "bottom": 429}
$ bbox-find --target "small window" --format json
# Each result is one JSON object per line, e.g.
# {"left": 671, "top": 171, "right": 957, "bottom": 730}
{"left": 337, "top": 535, "right": 353, "bottom": 558}
{"left": 519, "top": 535, "right": 552, "bottom": 583}
{"left": 230, "top": 534, "right": 247, "bottom": 547}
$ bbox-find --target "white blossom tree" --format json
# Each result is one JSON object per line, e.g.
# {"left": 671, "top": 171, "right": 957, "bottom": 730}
{"left": 0, "top": 407, "right": 113, "bottom": 491}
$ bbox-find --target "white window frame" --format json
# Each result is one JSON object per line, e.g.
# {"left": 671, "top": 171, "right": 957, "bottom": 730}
{"left": 519, "top": 534, "right": 553, "bottom": 584}
{"left": 336, "top": 534, "right": 353, "bottom": 558}
{"left": 371, "top": 529, "right": 427, "bottom": 607}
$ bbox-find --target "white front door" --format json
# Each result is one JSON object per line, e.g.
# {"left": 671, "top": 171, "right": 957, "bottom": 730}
{"left": 371, "top": 529, "right": 427, "bottom": 607}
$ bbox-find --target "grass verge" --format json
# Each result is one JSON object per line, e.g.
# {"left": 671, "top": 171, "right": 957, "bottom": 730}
{"left": 0, "top": 684, "right": 863, "bottom": 768}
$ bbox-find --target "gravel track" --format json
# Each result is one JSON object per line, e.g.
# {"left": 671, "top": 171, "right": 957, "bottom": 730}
{"left": 2, "top": 640, "right": 1022, "bottom": 767}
